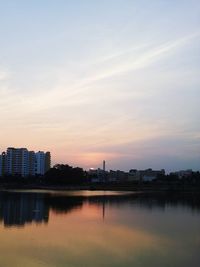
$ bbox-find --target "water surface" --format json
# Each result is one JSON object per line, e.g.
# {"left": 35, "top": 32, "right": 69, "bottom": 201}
{"left": 0, "top": 190, "right": 199, "bottom": 267}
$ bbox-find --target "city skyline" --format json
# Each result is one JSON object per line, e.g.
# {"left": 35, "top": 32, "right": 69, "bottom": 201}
{"left": 0, "top": 1, "right": 200, "bottom": 172}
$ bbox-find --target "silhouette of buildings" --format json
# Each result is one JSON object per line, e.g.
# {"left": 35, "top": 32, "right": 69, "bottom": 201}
{"left": 0, "top": 147, "right": 51, "bottom": 177}
{"left": 88, "top": 166, "right": 165, "bottom": 183}
{"left": 88, "top": 168, "right": 106, "bottom": 183}
{"left": 137, "top": 169, "right": 165, "bottom": 182}
{"left": 170, "top": 169, "right": 193, "bottom": 179}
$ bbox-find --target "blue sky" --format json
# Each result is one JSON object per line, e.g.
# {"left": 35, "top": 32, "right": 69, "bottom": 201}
{"left": 0, "top": 0, "right": 200, "bottom": 172}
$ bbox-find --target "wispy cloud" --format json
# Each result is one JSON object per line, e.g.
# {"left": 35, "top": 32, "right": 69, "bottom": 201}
{"left": 82, "top": 31, "right": 200, "bottom": 83}
{"left": 1, "top": 31, "right": 199, "bottom": 117}
{"left": 36, "top": 31, "right": 200, "bottom": 105}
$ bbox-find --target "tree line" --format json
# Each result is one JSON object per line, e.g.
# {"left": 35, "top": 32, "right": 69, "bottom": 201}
{"left": 0, "top": 164, "right": 200, "bottom": 187}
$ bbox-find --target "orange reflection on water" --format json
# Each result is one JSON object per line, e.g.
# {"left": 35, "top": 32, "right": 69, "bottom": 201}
{"left": 0, "top": 199, "right": 171, "bottom": 267}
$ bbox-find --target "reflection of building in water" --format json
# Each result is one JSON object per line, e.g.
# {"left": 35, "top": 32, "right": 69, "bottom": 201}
{"left": 0, "top": 192, "right": 199, "bottom": 228}
{"left": 0, "top": 193, "right": 49, "bottom": 227}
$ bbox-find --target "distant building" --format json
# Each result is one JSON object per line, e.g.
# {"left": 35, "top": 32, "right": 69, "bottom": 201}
{"left": 88, "top": 167, "right": 108, "bottom": 183}
{"left": 107, "top": 170, "right": 128, "bottom": 183}
{"left": 107, "top": 168, "right": 165, "bottom": 183}
{"left": 87, "top": 165, "right": 166, "bottom": 184}
{"left": 139, "top": 169, "right": 165, "bottom": 182}
{"left": 0, "top": 148, "right": 51, "bottom": 177}
{"left": 108, "top": 170, "right": 118, "bottom": 182}
{"left": 128, "top": 169, "right": 140, "bottom": 181}
{"left": 171, "top": 169, "right": 193, "bottom": 179}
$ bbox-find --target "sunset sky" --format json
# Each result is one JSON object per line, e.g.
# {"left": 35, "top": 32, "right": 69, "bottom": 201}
{"left": 0, "top": 0, "right": 200, "bottom": 172}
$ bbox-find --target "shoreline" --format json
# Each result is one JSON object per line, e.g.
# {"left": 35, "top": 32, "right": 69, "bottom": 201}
{"left": 0, "top": 183, "right": 200, "bottom": 194}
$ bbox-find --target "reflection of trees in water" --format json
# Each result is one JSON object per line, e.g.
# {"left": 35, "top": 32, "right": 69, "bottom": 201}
{"left": 86, "top": 193, "right": 200, "bottom": 212}
{"left": 128, "top": 193, "right": 200, "bottom": 212}
{"left": 0, "top": 191, "right": 200, "bottom": 227}
{"left": 83, "top": 193, "right": 200, "bottom": 219}
{"left": 44, "top": 196, "right": 83, "bottom": 214}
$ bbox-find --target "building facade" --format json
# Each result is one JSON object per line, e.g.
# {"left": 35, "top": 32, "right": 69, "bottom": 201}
{"left": 0, "top": 152, "right": 6, "bottom": 177}
{"left": 6, "top": 148, "right": 29, "bottom": 177}
{"left": 35, "top": 151, "right": 45, "bottom": 175}
{"left": 0, "top": 148, "right": 51, "bottom": 177}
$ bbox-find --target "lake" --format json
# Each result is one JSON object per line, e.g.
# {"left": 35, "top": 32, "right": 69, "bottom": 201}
{"left": 0, "top": 190, "right": 199, "bottom": 267}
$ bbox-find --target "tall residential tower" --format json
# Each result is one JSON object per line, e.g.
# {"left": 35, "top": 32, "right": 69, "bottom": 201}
{"left": 0, "top": 148, "right": 51, "bottom": 177}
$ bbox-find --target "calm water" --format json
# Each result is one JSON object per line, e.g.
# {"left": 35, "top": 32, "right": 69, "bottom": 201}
{"left": 0, "top": 190, "right": 199, "bottom": 267}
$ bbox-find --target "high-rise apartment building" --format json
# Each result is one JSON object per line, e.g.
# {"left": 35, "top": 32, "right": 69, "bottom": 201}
{"left": 0, "top": 148, "right": 51, "bottom": 177}
{"left": 0, "top": 152, "right": 6, "bottom": 177}
{"left": 6, "top": 148, "right": 29, "bottom": 177}
{"left": 35, "top": 151, "right": 45, "bottom": 175}
{"left": 45, "top": 152, "right": 51, "bottom": 173}
{"left": 29, "top": 151, "right": 36, "bottom": 176}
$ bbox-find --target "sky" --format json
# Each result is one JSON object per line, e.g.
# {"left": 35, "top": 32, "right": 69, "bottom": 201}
{"left": 0, "top": 0, "right": 200, "bottom": 172}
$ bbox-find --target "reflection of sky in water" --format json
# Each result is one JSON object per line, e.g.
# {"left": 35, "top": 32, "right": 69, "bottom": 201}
{"left": 0, "top": 190, "right": 199, "bottom": 267}
{"left": 5, "top": 189, "right": 132, "bottom": 196}
{"left": 48, "top": 190, "right": 132, "bottom": 197}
